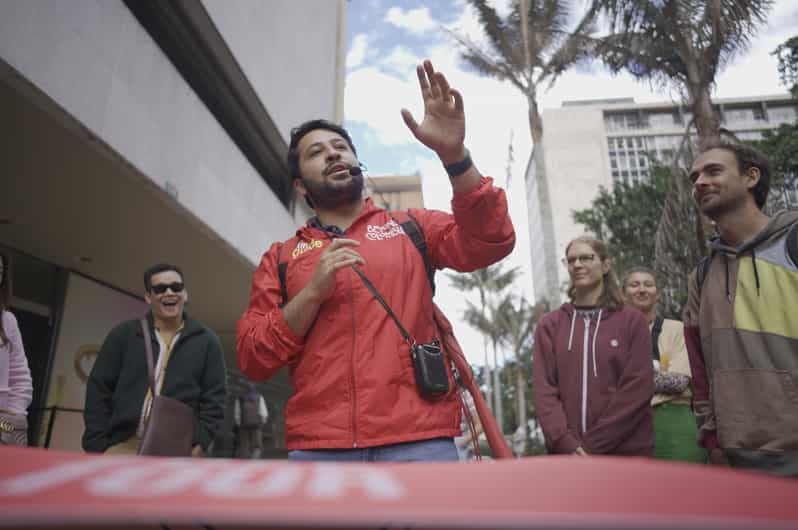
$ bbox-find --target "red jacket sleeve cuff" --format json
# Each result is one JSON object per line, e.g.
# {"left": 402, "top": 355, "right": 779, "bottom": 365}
{"left": 556, "top": 433, "right": 582, "bottom": 455}
{"left": 271, "top": 307, "right": 305, "bottom": 347}
{"left": 451, "top": 176, "right": 493, "bottom": 206}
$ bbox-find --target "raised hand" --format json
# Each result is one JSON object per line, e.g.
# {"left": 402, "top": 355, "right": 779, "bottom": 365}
{"left": 401, "top": 60, "right": 466, "bottom": 165}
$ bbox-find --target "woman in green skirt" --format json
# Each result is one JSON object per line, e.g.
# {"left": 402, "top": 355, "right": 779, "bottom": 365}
{"left": 623, "top": 267, "right": 706, "bottom": 463}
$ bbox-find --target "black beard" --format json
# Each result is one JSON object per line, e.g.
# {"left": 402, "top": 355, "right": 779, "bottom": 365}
{"left": 302, "top": 172, "right": 364, "bottom": 210}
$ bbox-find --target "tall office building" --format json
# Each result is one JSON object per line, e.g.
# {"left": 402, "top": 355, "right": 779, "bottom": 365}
{"left": 526, "top": 95, "right": 798, "bottom": 304}
{"left": 0, "top": 0, "right": 348, "bottom": 452}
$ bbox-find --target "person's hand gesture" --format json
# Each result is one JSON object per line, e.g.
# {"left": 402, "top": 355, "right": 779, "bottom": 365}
{"left": 401, "top": 60, "right": 466, "bottom": 165}
{"left": 307, "top": 239, "right": 365, "bottom": 302}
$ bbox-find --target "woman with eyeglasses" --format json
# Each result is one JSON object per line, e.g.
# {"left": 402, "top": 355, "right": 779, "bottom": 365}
{"left": 0, "top": 252, "right": 34, "bottom": 446}
{"left": 533, "top": 237, "right": 654, "bottom": 456}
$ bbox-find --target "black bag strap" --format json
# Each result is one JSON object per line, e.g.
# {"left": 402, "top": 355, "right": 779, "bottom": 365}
{"left": 391, "top": 211, "right": 436, "bottom": 295}
{"left": 651, "top": 316, "right": 664, "bottom": 362}
{"left": 787, "top": 221, "right": 798, "bottom": 268}
{"left": 273, "top": 213, "right": 430, "bottom": 346}
{"left": 276, "top": 242, "right": 288, "bottom": 307}
{"left": 350, "top": 265, "right": 415, "bottom": 346}
{"left": 139, "top": 317, "right": 158, "bottom": 396}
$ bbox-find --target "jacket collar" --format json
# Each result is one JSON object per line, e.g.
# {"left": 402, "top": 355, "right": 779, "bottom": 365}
{"left": 296, "top": 197, "right": 382, "bottom": 241}
{"left": 139, "top": 311, "right": 203, "bottom": 338}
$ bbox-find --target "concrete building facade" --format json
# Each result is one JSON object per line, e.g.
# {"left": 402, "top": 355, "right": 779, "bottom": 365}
{"left": 0, "top": 0, "right": 347, "bottom": 453}
{"left": 526, "top": 95, "right": 798, "bottom": 304}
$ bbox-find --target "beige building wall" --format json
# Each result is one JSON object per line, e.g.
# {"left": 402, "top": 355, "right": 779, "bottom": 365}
{"left": 367, "top": 174, "right": 425, "bottom": 210}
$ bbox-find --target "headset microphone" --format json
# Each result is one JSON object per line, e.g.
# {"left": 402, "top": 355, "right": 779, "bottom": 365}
{"left": 348, "top": 165, "right": 363, "bottom": 176}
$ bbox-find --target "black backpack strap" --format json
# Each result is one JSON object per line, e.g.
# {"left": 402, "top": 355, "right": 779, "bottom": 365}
{"left": 696, "top": 254, "right": 711, "bottom": 296}
{"left": 276, "top": 242, "right": 288, "bottom": 308}
{"left": 651, "top": 316, "right": 664, "bottom": 362}
{"left": 392, "top": 210, "right": 436, "bottom": 296}
{"left": 787, "top": 222, "right": 798, "bottom": 268}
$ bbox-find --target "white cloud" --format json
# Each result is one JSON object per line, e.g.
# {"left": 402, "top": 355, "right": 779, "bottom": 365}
{"left": 344, "top": 66, "right": 420, "bottom": 145}
{"left": 383, "top": 6, "right": 437, "bottom": 35}
{"left": 346, "top": 34, "right": 369, "bottom": 69}
{"left": 381, "top": 46, "right": 420, "bottom": 76}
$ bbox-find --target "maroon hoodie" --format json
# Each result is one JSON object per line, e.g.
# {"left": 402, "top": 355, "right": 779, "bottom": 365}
{"left": 533, "top": 304, "right": 654, "bottom": 456}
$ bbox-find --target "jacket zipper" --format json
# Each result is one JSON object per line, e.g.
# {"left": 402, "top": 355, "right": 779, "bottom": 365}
{"left": 348, "top": 273, "right": 358, "bottom": 448}
{"left": 581, "top": 314, "right": 590, "bottom": 435}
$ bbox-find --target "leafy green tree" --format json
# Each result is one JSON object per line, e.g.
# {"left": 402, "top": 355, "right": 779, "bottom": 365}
{"left": 591, "top": 0, "right": 773, "bottom": 145}
{"left": 772, "top": 35, "right": 798, "bottom": 98}
{"left": 755, "top": 123, "right": 798, "bottom": 213}
{"left": 572, "top": 167, "right": 666, "bottom": 278}
{"left": 590, "top": 0, "right": 774, "bottom": 303}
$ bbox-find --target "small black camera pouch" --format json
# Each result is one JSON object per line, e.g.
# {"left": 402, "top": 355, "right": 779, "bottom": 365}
{"left": 411, "top": 340, "right": 449, "bottom": 398}
{"left": 351, "top": 265, "right": 449, "bottom": 400}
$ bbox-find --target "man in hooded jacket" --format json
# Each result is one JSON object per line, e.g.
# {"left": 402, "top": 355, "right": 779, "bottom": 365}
{"left": 684, "top": 140, "right": 798, "bottom": 476}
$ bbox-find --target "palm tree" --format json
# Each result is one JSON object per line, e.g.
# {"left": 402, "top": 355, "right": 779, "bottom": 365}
{"left": 591, "top": 0, "right": 773, "bottom": 146}
{"left": 448, "top": 264, "right": 520, "bottom": 418}
{"left": 496, "top": 296, "right": 536, "bottom": 453}
{"left": 463, "top": 294, "right": 514, "bottom": 433}
{"left": 589, "top": 0, "right": 773, "bottom": 313}
{"left": 450, "top": 0, "right": 596, "bottom": 301}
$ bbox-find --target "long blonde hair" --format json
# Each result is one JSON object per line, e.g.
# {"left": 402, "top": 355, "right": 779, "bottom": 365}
{"left": 565, "top": 236, "right": 624, "bottom": 312}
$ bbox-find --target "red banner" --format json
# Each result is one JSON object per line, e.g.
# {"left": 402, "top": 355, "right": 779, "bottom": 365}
{"left": 1, "top": 446, "right": 797, "bottom": 529}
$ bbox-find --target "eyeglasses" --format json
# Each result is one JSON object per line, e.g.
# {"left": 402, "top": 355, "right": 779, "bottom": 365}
{"left": 150, "top": 282, "right": 184, "bottom": 294}
{"left": 563, "top": 254, "right": 596, "bottom": 266}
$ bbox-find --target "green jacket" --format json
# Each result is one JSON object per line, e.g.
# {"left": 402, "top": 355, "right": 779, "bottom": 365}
{"left": 82, "top": 312, "right": 226, "bottom": 453}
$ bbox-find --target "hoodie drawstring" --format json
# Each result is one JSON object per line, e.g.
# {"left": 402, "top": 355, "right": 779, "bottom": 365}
{"left": 724, "top": 254, "right": 731, "bottom": 303}
{"left": 567, "top": 310, "right": 577, "bottom": 352}
{"left": 591, "top": 309, "right": 602, "bottom": 378}
{"left": 751, "top": 248, "right": 761, "bottom": 296}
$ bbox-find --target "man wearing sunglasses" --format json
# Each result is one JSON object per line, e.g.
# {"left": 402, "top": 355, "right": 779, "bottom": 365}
{"left": 82, "top": 264, "right": 226, "bottom": 456}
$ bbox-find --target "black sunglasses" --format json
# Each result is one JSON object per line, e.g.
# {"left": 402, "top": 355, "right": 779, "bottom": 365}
{"left": 150, "top": 282, "right": 184, "bottom": 294}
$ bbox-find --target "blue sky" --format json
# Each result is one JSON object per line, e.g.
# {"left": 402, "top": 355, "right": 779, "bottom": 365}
{"left": 342, "top": 0, "right": 797, "bottom": 366}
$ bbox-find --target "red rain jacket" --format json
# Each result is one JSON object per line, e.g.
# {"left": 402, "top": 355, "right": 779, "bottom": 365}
{"left": 237, "top": 177, "right": 515, "bottom": 450}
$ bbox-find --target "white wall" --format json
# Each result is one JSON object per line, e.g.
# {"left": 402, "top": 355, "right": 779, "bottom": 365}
{"left": 202, "top": 0, "right": 346, "bottom": 136}
{"left": 0, "top": 0, "right": 301, "bottom": 265}
{"left": 44, "top": 273, "right": 146, "bottom": 452}
{"left": 542, "top": 107, "right": 611, "bottom": 271}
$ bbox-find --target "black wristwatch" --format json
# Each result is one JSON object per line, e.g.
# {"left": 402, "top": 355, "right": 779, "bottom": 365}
{"left": 444, "top": 148, "right": 472, "bottom": 177}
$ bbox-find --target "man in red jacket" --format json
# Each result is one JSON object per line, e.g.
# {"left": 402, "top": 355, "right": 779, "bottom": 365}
{"left": 236, "top": 60, "right": 515, "bottom": 461}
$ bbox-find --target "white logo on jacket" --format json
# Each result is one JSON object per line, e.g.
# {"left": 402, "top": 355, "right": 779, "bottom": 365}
{"left": 366, "top": 220, "right": 405, "bottom": 241}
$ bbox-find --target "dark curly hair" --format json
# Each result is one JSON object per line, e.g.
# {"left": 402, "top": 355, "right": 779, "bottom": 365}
{"left": 287, "top": 119, "right": 357, "bottom": 181}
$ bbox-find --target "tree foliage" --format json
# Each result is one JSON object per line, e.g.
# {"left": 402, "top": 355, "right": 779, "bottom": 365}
{"left": 572, "top": 168, "right": 667, "bottom": 278}
{"left": 591, "top": 0, "right": 773, "bottom": 142}
{"left": 448, "top": 263, "right": 520, "bottom": 429}
{"left": 755, "top": 122, "right": 798, "bottom": 214}
{"left": 589, "top": 0, "right": 774, "bottom": 318}
{"left": 772, "top": 35, "right": 798, "bottom": 98}
{"left": 452, "top": 0, "right": 595, "bottom": 143}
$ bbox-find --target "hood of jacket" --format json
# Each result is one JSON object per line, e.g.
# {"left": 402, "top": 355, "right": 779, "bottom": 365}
{"left": 708, "top": 210, "right": 798, "bottom": 255}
